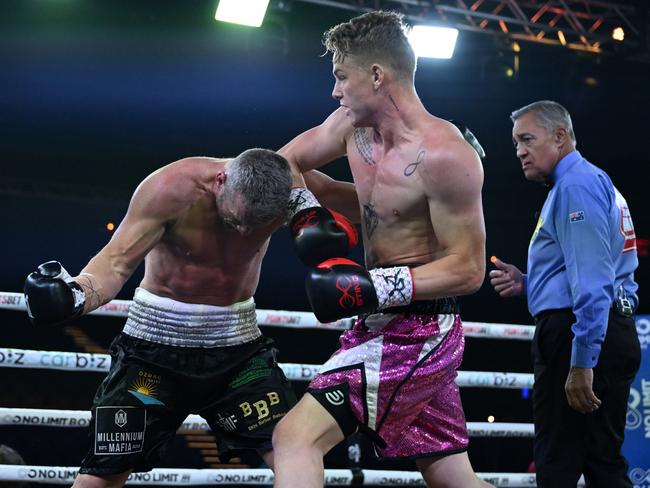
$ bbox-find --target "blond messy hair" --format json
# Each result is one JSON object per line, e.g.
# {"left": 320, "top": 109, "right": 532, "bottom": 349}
{"left": 323, "top": 10, "right": 416, "bottom": 82}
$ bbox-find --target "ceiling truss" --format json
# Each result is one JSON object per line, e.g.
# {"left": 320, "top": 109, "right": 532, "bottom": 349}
{"left": 291, "top": 0, "right": 648, "bottom": 58}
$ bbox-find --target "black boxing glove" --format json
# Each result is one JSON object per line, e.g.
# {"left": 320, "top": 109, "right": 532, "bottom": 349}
{"left": 449, "top": 119, "right": 486, "bottom": 161}
{"left": 24, "top": 261, "right": 86, "bottom": 326}
{"left": 288, "top": 187, "right": 358, "bottom": 266}
{"left": 306, "top": 257, "right": 414, "bottom": 323}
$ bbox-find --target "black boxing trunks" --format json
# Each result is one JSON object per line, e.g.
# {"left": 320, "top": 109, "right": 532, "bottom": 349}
{"left": 78, "top": 288, "right": 296, "bottom": 475}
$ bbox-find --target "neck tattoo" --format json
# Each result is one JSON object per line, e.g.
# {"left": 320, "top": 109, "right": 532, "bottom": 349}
{"left": 388, "top": 94, "right": 400, "bottom": 112}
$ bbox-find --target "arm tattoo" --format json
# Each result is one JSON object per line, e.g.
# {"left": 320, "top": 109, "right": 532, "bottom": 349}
{"left": 363, "top": 203, "right": 379, "bottom": 239}
{"left": 353, "top": 128, "right": 377, "bottom": 166}
{"left": 404, "top": 150, "right": 425, "bottom": 177}
{"left": 77, "top": 276, "right": 102, "bottom": 312}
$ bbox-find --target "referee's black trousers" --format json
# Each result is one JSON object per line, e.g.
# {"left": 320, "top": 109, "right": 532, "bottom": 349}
{"left": 532, "top": 308, "right": 640, "bottom": 488}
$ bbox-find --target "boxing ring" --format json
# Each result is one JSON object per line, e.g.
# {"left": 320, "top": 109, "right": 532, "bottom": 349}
{"left": 1, "top": 291, "right": 646, "bottom": 487}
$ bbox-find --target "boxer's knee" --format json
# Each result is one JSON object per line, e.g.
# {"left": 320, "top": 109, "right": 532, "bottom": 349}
{"left": 272, "top": 394, "right": 344, "bottom": 457}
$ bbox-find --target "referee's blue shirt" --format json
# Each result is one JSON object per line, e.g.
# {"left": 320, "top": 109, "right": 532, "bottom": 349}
{"left": 525, "top": 150, "right": 638, "bottom": 368}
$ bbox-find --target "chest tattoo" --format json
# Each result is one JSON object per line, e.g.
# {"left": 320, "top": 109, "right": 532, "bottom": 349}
{"left": 353, "top": 128, "right": 377, "bottom": 166}
{"left": 363, "top": 203, "right": 379, "bottom": 239}
{"left": 404, "top": 150, "right": 425, "bottom": 177}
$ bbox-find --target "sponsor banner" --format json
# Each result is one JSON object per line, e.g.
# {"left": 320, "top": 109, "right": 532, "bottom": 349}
{"left": 0, "top": 465, "right": 589, "bottom": 486}
{"left": 0, "top": 408, "right": 90, "bottom": 427}
{"left": 468, "top": 422, "right": 534, "bottom": 438}
{"left": 457, "top": 371, "right": 534, "bottom": 389}
{"left": 323, "top": 469, "right": 353, "bottom": 486}
{"left": 624, "top": 315, "right": 650, "bottom": 487}
{"left": 178, "top": 414, "right": 210, "bottom": 432}
{"left": 462, "top": 321, "right": 535, "bottom": 340}
{"left": 0, "top": 348, "right": 110, "bottom": 372}
{"left": 255, "top": 309, "right": 352, "bottom": 329}
{"left": 362, "top": 470, "right": 425, "bottom": 486}
{"left": 0, "top": 292, "right": 25, "bottom": 310}
{"left": 279, "top": 362, "right": 321, "bottom": 381}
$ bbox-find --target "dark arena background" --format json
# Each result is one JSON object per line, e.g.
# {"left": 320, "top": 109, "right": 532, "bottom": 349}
{"left": 1, "top": 1, "right": 649, "bottom": 487}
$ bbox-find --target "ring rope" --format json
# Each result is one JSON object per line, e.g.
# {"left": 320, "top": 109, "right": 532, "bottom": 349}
{"left": 1, "top": 291, "right": 539, "bottom": 486}
{"left": 0, "top": 348, "right": 534, "bottom": 388}
{"left": 0, "top": 407, "right": 535, "bottom": 437}
{"left": 0, "top": 291, "right": 535, "bottom": 339}
{"left": 0, "top": 465, "right": 583, "bottom": 487}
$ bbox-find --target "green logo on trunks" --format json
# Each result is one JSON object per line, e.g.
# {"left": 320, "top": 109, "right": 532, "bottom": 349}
{"left": 229, "top": 357, "right": 272, "bottom": 389}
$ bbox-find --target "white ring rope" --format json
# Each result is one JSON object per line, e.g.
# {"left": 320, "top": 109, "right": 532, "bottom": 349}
{"left": 0, "top": 291, "right": 541, "bottom": 487}
{"left": 0, "top": 465, "right": 586, "bottom": 487}
{"left": 0, "top": 407, "right": 535, "bottom": 437}
{"left": 0, "top": 347, "right": 534, "bottom": 388}
{"left": 0, "top": 291, "right": 535, "bottom": 339}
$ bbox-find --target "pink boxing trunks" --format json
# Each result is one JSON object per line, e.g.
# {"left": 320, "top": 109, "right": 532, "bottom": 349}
{"left": 308, "top": 301, "right": 468, "bottom": 459}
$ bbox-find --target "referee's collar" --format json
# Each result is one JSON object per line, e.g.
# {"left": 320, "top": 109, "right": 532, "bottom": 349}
{"left": 551, "top": 150, "right": 582, "bottom": 185}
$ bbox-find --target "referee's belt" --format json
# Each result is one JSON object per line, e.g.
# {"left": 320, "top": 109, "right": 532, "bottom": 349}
{"left": 534, "top": 302, "right": 633, "bottom": 323}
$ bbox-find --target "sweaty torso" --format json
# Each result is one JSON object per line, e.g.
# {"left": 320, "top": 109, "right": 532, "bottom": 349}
{"left": 346, "top": 124, "right": 442, "bottom": 268}
{"left": 140, "top": 160, "right": 275, "bottom": 306}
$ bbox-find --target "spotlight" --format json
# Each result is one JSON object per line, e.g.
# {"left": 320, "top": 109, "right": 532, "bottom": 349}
{"left": 612, "top": 26, "right": 625, "bottom": 42}
{"left": 408, "top": 25, "right": 458, "bottom": 59}
{"left": 215, "top": 0, "right": 269, "bottom": 28}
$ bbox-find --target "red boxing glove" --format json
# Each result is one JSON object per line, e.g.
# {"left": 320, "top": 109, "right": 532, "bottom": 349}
{"left": 305, "top": 258, "right": 378, "bottom": 323}
{"left": 290, "top": 207, "right": 358, "bottom": 267}
{"left": 306, "top": 258, "right": 415, "bottom": 323}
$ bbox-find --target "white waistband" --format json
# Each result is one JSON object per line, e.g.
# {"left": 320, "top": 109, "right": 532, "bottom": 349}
{"left": 123, "top": 287, "right": 261, "bottom": 348}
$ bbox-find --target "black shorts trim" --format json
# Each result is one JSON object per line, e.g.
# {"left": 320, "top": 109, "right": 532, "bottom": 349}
{"left": 307, "top": 385, "right": 388, "bottom": 450}
{"left": 381, "top": 297, "right": 459, "bottom": 315}
{"left": 307, "top": 384, "right": 359, "bottom": 438}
